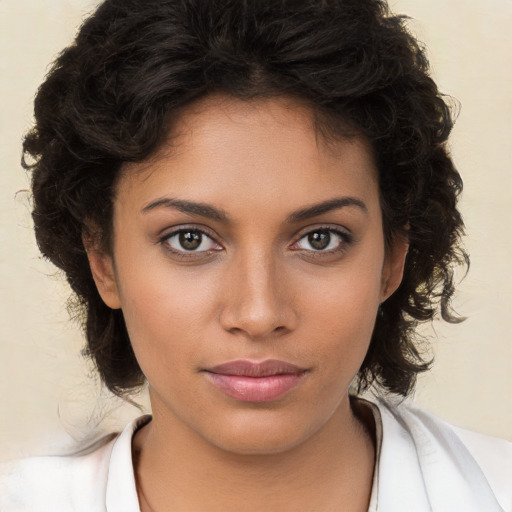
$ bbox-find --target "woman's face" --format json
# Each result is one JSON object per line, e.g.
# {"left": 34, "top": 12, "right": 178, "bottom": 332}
{"left": 89, "top": 94, "right": 407, "bottom": 455}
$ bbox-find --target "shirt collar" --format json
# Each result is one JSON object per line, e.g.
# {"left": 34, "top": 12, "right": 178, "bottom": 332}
{"left": 106, "top": 414, "right": 152, "bottom": 512}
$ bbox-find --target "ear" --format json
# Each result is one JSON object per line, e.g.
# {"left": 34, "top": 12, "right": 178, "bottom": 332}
{"left": 82, "top": 233, "right": 122, "bottom": 310}
{"left": 380, "top": 237, "right": 409, "bottom": 303}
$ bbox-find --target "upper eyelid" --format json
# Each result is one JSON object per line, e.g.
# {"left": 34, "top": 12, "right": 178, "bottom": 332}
{"left": 158, "top": 226, "right": 221, "bottom": 253}
{"left": 293, "top": 225, "right": 351, "bottom": 241}
{"left": 293, "top": 227, "right": 351, "bottom": 248}
{"left": 159, "top": 228, "right": 221, "bottom": 257}
{"left": 160, "top": 225, "right": 218, "bottom": 241}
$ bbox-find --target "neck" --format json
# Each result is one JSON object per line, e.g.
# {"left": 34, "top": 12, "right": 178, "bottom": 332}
{"left": 133, "top": 395, "right": 376, "bottom": 512}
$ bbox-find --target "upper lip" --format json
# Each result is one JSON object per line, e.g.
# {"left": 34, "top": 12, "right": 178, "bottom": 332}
{"left": 205, "top": 359, "right": 306, "bottom": 377}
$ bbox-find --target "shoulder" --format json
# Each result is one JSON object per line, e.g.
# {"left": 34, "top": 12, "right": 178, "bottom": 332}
{"left": 0, "top": 433, "right": 117, "bottom": 512}
{"left": 449, "top": 423, "right": 512, "bottom": 509}
{"left": 370, "top": 396, "right": 512, "bottom": 512}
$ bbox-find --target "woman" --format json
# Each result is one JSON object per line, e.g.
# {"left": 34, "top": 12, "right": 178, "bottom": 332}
{"left": 1, "top": 0, "right": 511, "bottom": 510}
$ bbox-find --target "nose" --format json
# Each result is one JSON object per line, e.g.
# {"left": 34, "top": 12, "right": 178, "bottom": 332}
{"left": 219, "top": 249, "right": 298, "bottom": 340}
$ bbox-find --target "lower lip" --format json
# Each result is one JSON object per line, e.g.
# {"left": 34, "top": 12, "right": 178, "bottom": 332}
{"left": 205, "top": 372, "right": 304, "bottom": 402}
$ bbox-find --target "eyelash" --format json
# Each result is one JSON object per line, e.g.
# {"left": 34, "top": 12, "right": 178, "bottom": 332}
{"left": 159, "top": 227, "right": 221, "bottom": 260}
{"left": 158, "top": 226, "right": 353, "bottom": 260}
{"left": 292, "top": 227, "right": 353, "bottom": 258}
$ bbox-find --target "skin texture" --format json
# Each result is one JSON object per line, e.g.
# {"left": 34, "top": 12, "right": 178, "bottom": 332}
{"left": 86, "top": 94, "right": 408, "bottom": 511}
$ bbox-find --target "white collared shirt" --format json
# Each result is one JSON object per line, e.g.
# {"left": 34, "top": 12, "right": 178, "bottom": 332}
{"left": 1, "top": 397, "right": 511, "bottom": 511}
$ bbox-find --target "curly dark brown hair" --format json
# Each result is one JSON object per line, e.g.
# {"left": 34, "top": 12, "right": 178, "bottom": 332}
{"left": 24, "top": 0, "right": 467, "bottom": 398}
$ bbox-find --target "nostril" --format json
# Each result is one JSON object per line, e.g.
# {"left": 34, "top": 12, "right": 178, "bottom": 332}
{"left": 224, "top": 322, "right": 290, "bottom": 340}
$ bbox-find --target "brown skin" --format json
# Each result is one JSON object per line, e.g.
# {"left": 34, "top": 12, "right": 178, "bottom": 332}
{"left": 86, "top": 94, "right": 408, "bottom": 511}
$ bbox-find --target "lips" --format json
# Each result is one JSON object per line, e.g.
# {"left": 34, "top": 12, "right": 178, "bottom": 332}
{"left": 203, "top": 359, "right": 307, "bottom": 403}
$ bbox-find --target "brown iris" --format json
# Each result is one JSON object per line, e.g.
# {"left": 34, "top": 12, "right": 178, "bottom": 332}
{"left": 308, "top": 230, "right": 330, "bottom": 250}
{"left": 179, "top": 230, "right": 202, "bottom": 250}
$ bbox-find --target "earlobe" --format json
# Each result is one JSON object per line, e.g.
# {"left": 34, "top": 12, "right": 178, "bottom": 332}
{"left": 380, "top": 238, "right": 409, "bottom": 303}
{"left": 83, "top": 234, "right": 122, "bottom": 310}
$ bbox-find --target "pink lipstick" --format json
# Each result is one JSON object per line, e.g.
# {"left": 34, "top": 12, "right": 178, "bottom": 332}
{"left": 203, "top": 360, "right": 306, "bottom": 402}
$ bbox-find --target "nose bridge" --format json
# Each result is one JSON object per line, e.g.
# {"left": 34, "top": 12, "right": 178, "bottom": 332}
{"left": 220, "top": 244, "right": 295, "bottom": 339}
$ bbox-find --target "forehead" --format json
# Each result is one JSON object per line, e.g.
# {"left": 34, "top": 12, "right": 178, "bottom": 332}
{"left": 116, "top": 94, "right": 379, "bottom": 219}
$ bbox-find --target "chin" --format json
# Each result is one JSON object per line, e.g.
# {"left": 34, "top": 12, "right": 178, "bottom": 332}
{"left": 197, "top": 409, "right": 323, "bottom": 457}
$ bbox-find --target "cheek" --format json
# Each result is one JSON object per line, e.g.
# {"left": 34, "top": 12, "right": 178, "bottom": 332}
{"left": 303, "top": 256, "right": 383, "bottom": 331}
{"left": 122, "top": 286, "right": 202, "bottom": 336}
{"left": 299, "top": 258, "right": 383, "bottom": 372}
{"left": 310, "top": 286, "right": 378, "bottom": 364}
{"left": 115, "top": 258, "right": 221, "bottom": 367}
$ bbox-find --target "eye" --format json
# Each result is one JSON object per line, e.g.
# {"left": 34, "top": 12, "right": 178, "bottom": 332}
{"left": 161, "top": 228, "right": 221, "bottom": 253}
{"left": 294, "top": 228, "right": 351, "bottom": 253}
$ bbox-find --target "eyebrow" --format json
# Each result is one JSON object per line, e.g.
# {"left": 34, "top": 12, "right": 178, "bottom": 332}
{"left": 286, "top": 197, "right": 367, "bottom": 222}
{"left": 142, "top": 197, "right": 228, "bottom": 221}
{"left": 141, "top": 196, "right": 367, "bottom": 223}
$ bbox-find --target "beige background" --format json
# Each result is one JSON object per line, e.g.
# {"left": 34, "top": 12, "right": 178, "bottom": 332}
{"left": 0, "top": 0, "right": 511, "bottom": 462}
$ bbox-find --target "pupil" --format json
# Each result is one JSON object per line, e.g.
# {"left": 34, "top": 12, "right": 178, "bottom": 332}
{"left": 309, "top": 230, "right": 330, "bottom": 250}
{"left": 179, "top": 231, "right": 201, "bottom": 250}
